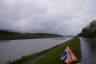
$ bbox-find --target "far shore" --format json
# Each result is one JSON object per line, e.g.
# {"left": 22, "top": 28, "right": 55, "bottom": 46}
{"left": 0, "top": 33, "right": 63, "bottom": 40}
{"left": 0, "top": 37, "right": 64, "bottom": 41}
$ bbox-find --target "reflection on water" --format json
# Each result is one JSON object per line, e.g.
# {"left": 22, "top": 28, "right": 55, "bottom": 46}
{"left": 0, "top": 40, "right": 10, "bottom": 42}
{"left": 80, "top": 38, "right": 96, "bottom": 64}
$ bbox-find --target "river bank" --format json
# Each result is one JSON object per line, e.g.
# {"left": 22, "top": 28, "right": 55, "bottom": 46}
{"left": 0, "top": 33, "right": 63, "bottom": 40}
{"left": 8, "top": 37, "right": 81, "bottom": 64}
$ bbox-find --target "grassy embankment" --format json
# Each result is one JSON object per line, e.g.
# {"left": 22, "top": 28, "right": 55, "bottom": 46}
{"left": 89, "top": 37, "right": 96, "bottom": 40}
{"left": 0, "top": 33, "right": 62, "bottom": 40}
{"left": 8, "top": 37, "right": 81, "bottom": 64}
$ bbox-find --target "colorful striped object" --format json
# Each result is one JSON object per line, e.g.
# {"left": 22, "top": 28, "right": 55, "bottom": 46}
{"left": 61, "top": 46, "right": 78, "bottom": 64}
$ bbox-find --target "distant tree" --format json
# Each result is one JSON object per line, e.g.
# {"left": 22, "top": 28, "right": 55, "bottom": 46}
{"left": 0, "top": 30, "right": 18, "bottom": 34}
{"left": 89, "top": 20, "right": 96, "bottom": 28}
{"left": 79, "top": 20, "right": 96, "bottom": 37}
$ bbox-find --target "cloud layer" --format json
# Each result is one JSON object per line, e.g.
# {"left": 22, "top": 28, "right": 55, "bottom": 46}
{"left": 0, "top": 0, "right": 96, "bottom": 35}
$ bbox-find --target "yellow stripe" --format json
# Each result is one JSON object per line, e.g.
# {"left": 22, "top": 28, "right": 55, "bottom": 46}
{"left": 77, "top": 63, "right": 81, "bottom": 64}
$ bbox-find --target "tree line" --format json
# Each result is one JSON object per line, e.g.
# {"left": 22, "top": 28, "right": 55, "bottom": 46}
{"left": 79, "top": 20, "right": 96, "bottom": 38}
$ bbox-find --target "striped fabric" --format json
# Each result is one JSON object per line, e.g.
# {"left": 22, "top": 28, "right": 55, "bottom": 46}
{"left": 61, "top": 46, "right": 78, "bottom": 64}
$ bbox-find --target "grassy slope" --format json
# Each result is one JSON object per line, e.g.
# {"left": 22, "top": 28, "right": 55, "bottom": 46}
{"left": 8, "top": 37, "right": 81, "bottom": 64}
{"left": 0, "top": 34, "right": 62, "bottom": 40}
{"left": 33, "top": 38, "right": 81, "bottom": 64}
{"left": 89, "top": 37, "right": 96, "bottom": 40}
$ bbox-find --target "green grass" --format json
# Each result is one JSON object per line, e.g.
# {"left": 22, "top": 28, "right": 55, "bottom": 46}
{"left": 0, "top": 33, "right": 62, "bottom": 40}
{"left": 33, "top": 37, "right": 81, "bottom": 64}
{"left": 89, "top": 38, "right": 96, "bottom": 40}
{"left": 8, "top": 37, "right": 81, "bottom": 64}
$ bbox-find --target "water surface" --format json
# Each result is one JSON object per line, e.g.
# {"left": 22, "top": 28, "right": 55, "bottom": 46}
{"left": 80, "top": 38, "right": 96, "bottom": 64}
{"left": 0, "top": 37, "right": 72, "bottom": 64}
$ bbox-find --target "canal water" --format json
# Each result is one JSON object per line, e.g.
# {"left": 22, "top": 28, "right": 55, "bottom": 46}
{"left": 80, "top": 38, "right": 96, "bottom": 64}
{"left": 0, "top": 37, "right": 72, "bottom": 64}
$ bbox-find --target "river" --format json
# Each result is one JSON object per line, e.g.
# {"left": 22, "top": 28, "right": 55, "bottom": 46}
{"left": 0, "top": 37, "right": 72, "bottom": 64}
{"left": 80, "top": 38, "right": 96, "bottom": 64}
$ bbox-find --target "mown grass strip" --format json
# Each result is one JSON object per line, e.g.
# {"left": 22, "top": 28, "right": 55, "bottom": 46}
{"left": 33, "top": 37, "right": 81, "bottom": 64}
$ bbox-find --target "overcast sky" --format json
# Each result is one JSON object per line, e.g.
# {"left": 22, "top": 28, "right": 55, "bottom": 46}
{"left": 0, "top": 0, "right": 96, "bottom": 35}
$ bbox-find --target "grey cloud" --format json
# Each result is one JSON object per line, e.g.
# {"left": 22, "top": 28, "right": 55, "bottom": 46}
{"left": 0, "top": 0, "right": 96, "bottom": 35}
